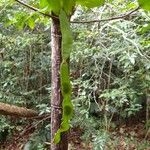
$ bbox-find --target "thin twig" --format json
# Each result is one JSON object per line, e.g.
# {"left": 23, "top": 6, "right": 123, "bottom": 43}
{"left": 71, "top": 6, "right": 140, "bottom": 24}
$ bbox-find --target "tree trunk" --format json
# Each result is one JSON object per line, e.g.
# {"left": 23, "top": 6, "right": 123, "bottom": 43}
{"left": 51, "top": 17, "right": 68, "bottom": 150}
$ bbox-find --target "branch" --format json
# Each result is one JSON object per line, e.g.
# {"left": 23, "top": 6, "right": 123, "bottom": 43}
{"left": 14, "top": 0, "right": 58, "bottom": 19}
{"left": 14, "top": 0, "right": 140, "bottom": 24}
{"left": 0, "top": 102, "right": 38, "bottom": 118}
{"left": 71, "top": 6, "right": 140, "bottom": 24}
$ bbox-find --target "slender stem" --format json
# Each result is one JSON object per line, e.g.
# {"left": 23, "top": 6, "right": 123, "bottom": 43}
{"left": 71, "top": 6, "right": 140, "bottom": 23}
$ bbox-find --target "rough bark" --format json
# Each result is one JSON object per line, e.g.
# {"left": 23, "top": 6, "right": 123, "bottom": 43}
{"left": 0, "top": 102, "right": 38, "bottom": 118}
{"left": 51, "top": 17, "right": 68, "bottom": 150}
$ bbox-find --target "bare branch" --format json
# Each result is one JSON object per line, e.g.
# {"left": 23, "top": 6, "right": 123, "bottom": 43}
{"left": 71, "top": 6, "right": 140, "bottom": 24}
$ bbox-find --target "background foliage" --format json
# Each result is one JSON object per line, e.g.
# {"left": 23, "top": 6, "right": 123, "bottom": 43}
{"left": 0, "top": 0, "right": 150, "bottom": 149}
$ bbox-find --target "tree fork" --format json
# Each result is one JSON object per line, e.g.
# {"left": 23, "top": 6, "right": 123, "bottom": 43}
{"left": 51, "top": 17, "right": 68, "bottom": 150}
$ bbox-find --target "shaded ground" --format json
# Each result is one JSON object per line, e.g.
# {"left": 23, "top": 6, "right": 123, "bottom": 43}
{"left": 69, "top": 122, "right": 150, "bottom": 150}
{"left": 0, "top": 120, "right": 150, "bottom": 150}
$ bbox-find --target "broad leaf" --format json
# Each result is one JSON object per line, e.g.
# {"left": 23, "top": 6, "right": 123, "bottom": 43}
{"left": 39, "top": 0, "right": 49, "bottom": 8}
{"left": 46, "top": 0, "right": 62, "bottom": 14}
{"left": 76, "top": 0, "right": 105, "bottom": 8}
{"left": 28, "top": 17, "right": 35, "bottom": 29}
{"left": 62, "top": 0, "right": 75, "bottom": 15}
{"left": 60, "top": 10, "right": 73, "bottom": 59}
{"left": 138, "top": 0, "right": 150, "bottom": 10}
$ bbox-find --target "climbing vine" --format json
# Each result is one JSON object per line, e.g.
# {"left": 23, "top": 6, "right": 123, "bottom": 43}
{"left": 50, "top": 0, "right": 106, "bottom": 143}
{"left": 54, "top": 10, "right": 73, "bottom": 144}
{"left": 39, "top": 0, "right": 105, "bottom": 143}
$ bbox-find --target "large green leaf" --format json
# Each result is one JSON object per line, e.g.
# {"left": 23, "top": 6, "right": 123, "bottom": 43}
{"left": 76, "top": 0, "right": 105, "bottom": 8}
{"left": 39, "top": 0, "right": 49, "bottom": 8}
{"left": 138, "top": 0, "right": 150, "bottom": 10}
{"left": 60, "top": 10, "right": 73, "bottom": 59}
{"left": 40, "top": 0, "right": 75, "bottom": 15}
{"left": 46, "top": 0, "right": 62, "bottom": 14}
{"left": 40, "top": 0, "right": 105, "bottom": 14}
{"left": 28, "top": 17, "right": 35, "bottom": 29}
{"left": 62, "top": 0, "right": 75, "bottom": 15}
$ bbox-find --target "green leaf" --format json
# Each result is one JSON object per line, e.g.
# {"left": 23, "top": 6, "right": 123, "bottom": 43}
{"left": 39, "top": 0, "right": 49, "bottom": 8}
{"left": 76, "top": 0, "right": 105, "bottom": 8}
{"left": 46, "top": 0, "right": 62, "bottom": 14}
{"left": 138, "top": 0, "right": 150, "bottom": 10}
{"left": 60, "top": 62, "right": 71, "bottom": 96}
{"left": 39, "top": 0, "right": 50, "bottom": 12}
{"left": 40, "top": 0, "right": 75, "bottom": 14}
{"left": 62, "top": 0, "right": 75, "bottom": 15}
{"left": 15, "top": 13, "right": 28, "bottom": 30}
{"left": 28, "top": 17, "right": 35, "bottom": 29}
{"left": 54, "top": 62, "right": 73, "bottom": 144}
{"left": 59, "top": 10, "right": 73, "bottom": 59}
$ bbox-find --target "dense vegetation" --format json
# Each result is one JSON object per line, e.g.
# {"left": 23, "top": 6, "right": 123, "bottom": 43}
{"left": 0, "top": 0, "right": 150, "bottom": 149}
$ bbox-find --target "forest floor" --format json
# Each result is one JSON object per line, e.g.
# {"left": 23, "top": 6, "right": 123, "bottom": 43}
{"left": 0, "top": 119, "right": 150, "bottom": 150}
{"left": 69, "top": 120, "right": 150, "bottom": 150}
